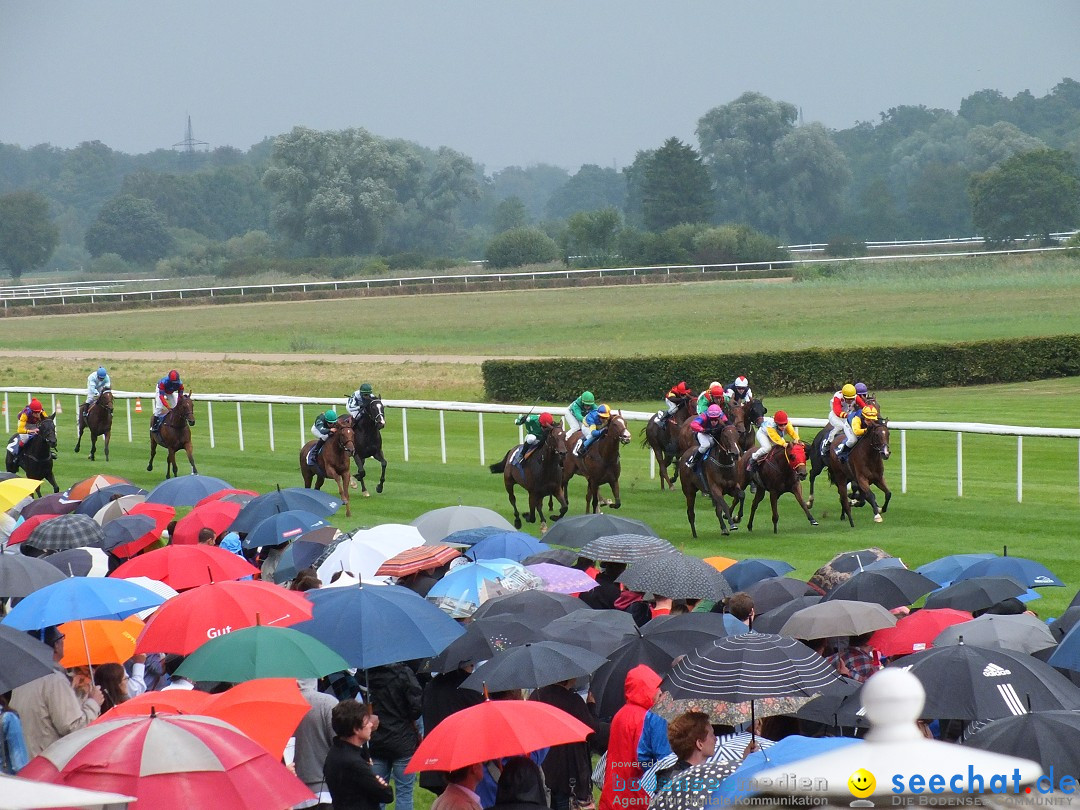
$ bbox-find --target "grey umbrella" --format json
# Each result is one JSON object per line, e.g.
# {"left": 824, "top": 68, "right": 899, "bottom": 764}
{"left": 460, "top": 640, "right": 608, "bottom": 692}
{"left": 618, "top": 552, "right": 732, "bottom": 601}
{"left": 752, "top": 595, "right": 822, "bottom": 634}
{"left": 779, "top": 600, "right": 897, "bottom": 639}
{"left": 24, "top": 513, "right": 105, "bottom": 552}
{"left": 541, "top": 514, "right": 657, "bottom": 549}
{"left": 1049, "top": 606, "right": 1080, "bottom": 642}
{"left": 964, "top": 711, "right": 1080, "bottom": 778}
{"left": 579, "top": 533, "right": 675, "bottom": 563}
{"left": 410, "top": 505, "right": 514, "bottom": 544}
{"left": 0, "top": 551, "right": 65, "bottom": 597}
{"left": 924, "top": 576, "right": 1027, "bottom": 613}
{"left": 0, "top": 625, "right": 57, "bottom": 692}
{"left": 471, "top": 589, "right": 589, "bottom": 628}
{"left": 543, "top": 609, "right": 640, "bottom": 656}
{"left": 41, "top": 547, "right": 111, "bottom": 577}
{"left": 933, "top": 613, "right": 1057, "bottom": 655}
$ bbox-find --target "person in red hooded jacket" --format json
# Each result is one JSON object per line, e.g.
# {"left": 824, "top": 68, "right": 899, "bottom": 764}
{"left": 599, "top": 665, "right": 662, "bottom": 810}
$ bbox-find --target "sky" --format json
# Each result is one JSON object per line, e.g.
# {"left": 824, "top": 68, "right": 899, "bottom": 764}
{"left": 1, "top": 1, "right": 1077, "bottom": 173}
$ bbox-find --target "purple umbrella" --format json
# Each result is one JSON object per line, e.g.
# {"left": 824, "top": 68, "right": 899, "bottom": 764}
{"left": 526, "top": 563, "right": 598, "bottom": 595}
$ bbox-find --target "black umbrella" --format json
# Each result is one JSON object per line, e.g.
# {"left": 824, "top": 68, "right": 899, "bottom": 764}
{"left": 41, "top": 547, "right": 110, "bottom": 577}
{"left": 19, "top": 493, "right": 81, "bottom": 519}
{"left": 722, "top": 559, "right": 796, "bottom": 591}
{"left": 24, "top": 513, "right": 105, "bottom": 552}
{"left": 791, "top": 676, "right": 869, "bottom": 729}
{"left": 807, "top": 547, "right": 892, "bottom": 595}
{"left": 823, "top": 568, "right": 938, "bottom": 610}
{"left": 427, "top": 615, "right": 539, "bottom": 672}
{"left": 744, "top": 577, "right": 813, "bottom": 615}
{"left": 541, "top": 514, "right": 657, "bottom": 550}
{"left": 272, "top": 527, "right": 345, "bottom": 584}
{"left": 542, "top": 609, "right": 640, "bottom": 656}
{"left": 98, "top": 515, "right": 157, "bottom": 555}
{"left": 579, "top": 533, "right": 675, "bottom": 564}
{"left": 471, "top": 589, "right": 588, "bottom": 628}
{"left": 643, "top": 613, "right": 742, "bottom": 653}
{"left": 74, "top": 484, "right": 148, "bottom": 517}
{"left": 1049, "top": 607, "right": 1080, "bottom": 642}
{"left": 964, "top": 711, "right": 1080, "bottom": 777}
{"left": 751, "top": 595, "right": 822, "bottom": 635}
{"left": 521, "top": 548, "right": 580, "bottom": 567}
{"left": 460, "top": 640, "right": 608, "bottom": 692}
{"left": 924, "top": 576, "right": 1027, "bottom": 613}
{"left": 229, "top": 487, "right": 342, "bottom": 534}
{"left": 618, "top": 552, "right": 732, "bottom": 601}
{"left": 0, "top": 552, "right": 65, "bottom": 597}
{"left": 0, "top": 625, "right": 57, "bottom": 692}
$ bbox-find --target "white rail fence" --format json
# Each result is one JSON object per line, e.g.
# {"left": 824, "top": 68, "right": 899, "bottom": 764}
{"left": 3, "top": 387, "right": 1079, "bottom": 504}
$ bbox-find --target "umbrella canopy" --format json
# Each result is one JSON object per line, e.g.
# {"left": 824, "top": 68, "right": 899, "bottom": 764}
{"left": 145, "top": 475, "right": 234, "bottom": 507}
{"left": 963, "top": 710, "right": 1080, "bottom": 778}
{"left": 20, "top": 714, "right": 312, "bottom": 809}
{"left": 135, "top": 580, "right": 314, "bottom": 655}
{"left": 125, "top": 576, "right": 180, "bottom": 620}
{"left": 721, "top": 559, "right": 796, "bottom": 591}
{"left": 229, "top": 487, "right": 342, "bottom": 534}
{"left": 466, "top": 531, "right": 549, "bottom": 563}
{"left": 411, "top": 505, "right": 515, "bottom": 544}
{"left": 743, "top": 577, "right": 812, "bottom": 615}
{"left": 0, "top": 624, "right": 56, "bottom": 692}
{"left": 0, "top": 772, "right": 135, "bottom": 808}
{"left": 822, "top": 568, "right": 939, "bottom": 610}
{"left": 471, "top": 588, "right": 588, "bottom": 627}
{"left": 315, "top": 536, "right": 396, "bottom": 583}
{"left": 440, "top": 525, "right": 509, "bottom": 547}
{"left": 6, "top": 513, "right": 61, "bottom": 546}
{"left": 405, "top": 700, "right": 592, "bottom": 773}
{"left": 703, "top": 556, "right": 738, "bottom": 572}
{"left": 170, "top": 500, "right": 243, "bottom": 546}
{"left": 126, "top": 501, "right": 176, "bottom": 536}
{"left": 66, "top": 474, "right": 133, "bottom": 501}
{"left": 111, "top": 544, "right": 259, "bottom": 591}
{"left": 1049, "top": 606, "right": 1080, "bottom": 642}
{"left": 428, "top": 615, "right": 538, "bottom": 671}
{"left": 525, "top": 563, "right": 598, "bottom": 595}
{"left": 0, "top": 477, "right": 42, "bottom": 512}
{"left": 92, "top": 494, "right": 147, "bottom": 526}
{"left": 807, "top": 547, "right": 892, "bottom": 595}
{"left": 2, "top": 576, "right": 165, "bottom": 630}
{"left": 542, "top": 609, "right": 640, "bottom": 656}
{"left": 461, "top": 640, "right": 608, "bottom": 692}
{"left": 617, "top": 552, "right": 732, "bottom": 601}
{"left": 194, "top": 488, "right": 259, "bottom": 509}
{"left": 916, "top": 553, "right": 998, "bottom": 586}
{"left": 293, "top": 583, "right": 464, "bottom": 669}
{"left": 579, "top": 533, "right": 676, "bottom": 563}
{"left": 751, "top": 595, "right": 822, "bottom": 635}
{"left": 521, "top": 548, "right": 580, "bottom": 567}
{"left": 99, "top": 514, "right": 160, "bottom": 559}
{"left": 934, "top": 613, "right": 1057, "bottom": 655}
{"left": 924, "top": 576, "right": 1027, "bottom": 612}
{"left": 868, "top": 608, "right": 973, "bottom": 657}
{"left": 955, "top": 556, "right": 1064, "bottom": 588}
{"left": 0, "top": 550, "right": 65, "bottom": 597}
{"left": 1047, "top": 623, "right": 1080, "bottom": 673}
{"left": 272, "top": 527, "right": 344, "bottom": 585}
{"left": 24, "top": 513, "right": 104, "bottom": 552}
{"left": 74, "top": 484, "right": 147, "bottom": 518}
{"left": 649, "top": 760, "right": 740, "bottom": 810}
{"left": 42, "top": 547, "right": 110, "bottom": 578}
{"left": 243, "top": 509, "right": 328, "bottom": 550}
{"left": 59, "top": 617, "right": 144, "bottom": 668}
{"left": 539, "top": 514, "right": 657, "bottom": 550}
{"left": 20, "top": 492, "right": 81, "bottom": 519}
{"left": 175, "top": 625, "right": 349, "bottom": 682}
{"left": 779, "top": 600, "right": 897, "bottom": 639}
{"left": 427, "top": 559, "right": 542, "bottom": 619}
{"left": 377, "top": 544, "right": 461, "bottom": 578}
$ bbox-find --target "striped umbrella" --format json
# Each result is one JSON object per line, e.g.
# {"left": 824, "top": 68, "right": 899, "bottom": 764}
{"left": 376, "top": 544, "right": 461, "bottom": 578}
{"left": 579, "top": 533, "right": 675, "bottom": 563}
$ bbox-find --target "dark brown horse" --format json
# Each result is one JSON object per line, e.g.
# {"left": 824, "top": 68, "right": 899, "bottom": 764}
{"left": 6, "top": 417, "right": 60, "bottom": 494}
{"left": 807, "top": 397, "right": 880, "bottom": 510}
{"left": 739, "top": 441, "right": 818, "bottom": 534}
{"left": 147, "top": 394, "right": 196, "bottom": 479}
{"left": 678, "top": 424, "right": 743, "bottom": 538}
{"left": 642, "top": 396, "right": 694, "bottom": 490}
{"left": 490, "top": 424, "right": 568, "bottom": 531}
{"left": 562, "top": 413, "right": 632, "bottom": 513}
{"left": 349, "top": 396, "right": 387, "bottom": 497}
{"left": 730, "top": 399, "right": 767, "bottom": 452}
{"left": 74, "top": 389, "right": 113, "bottom": 462}
{"left": 301, "top": 415, "right": 356, "bottom": 518}
{"left": 822, "top": 419, "right": 892, "bottom": 526}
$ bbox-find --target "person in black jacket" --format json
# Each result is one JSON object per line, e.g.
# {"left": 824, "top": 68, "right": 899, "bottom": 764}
{"left": 529, "top": 680, "right": 609, "bottom": 810}
{"left": 420, "top": 664, "right": 485, "bottom": 796}
{"left": 324, "top": 699, "right": 395, "bottom": 810}
{"left": 367, "top": 663, "right": 424, "bottom": 810}
{"left": 490, "top": 756, "right": 550, "bottom": 810}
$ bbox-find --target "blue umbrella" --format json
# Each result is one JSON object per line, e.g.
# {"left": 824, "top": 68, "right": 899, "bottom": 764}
{"left": 426, "top": 559, "right": 541, "bottom": 618}
{"left": 861, "top": 556, "right": 908, "bottom": 572}
{"left": 442, "top": 526, "right": 508, "bottom": 547}
{"left": 145, "top": 475, "right": 233, "bottom": 507}
{"left": 722, "top": 559, "right": 796, "bottom": 591}
{"left": 0, "top": 577, "right": 165, "bottom": 630}
{"left": 955, "top": 556, "right": 1064, "bottom": 588}
{"left": 466, "top": 531, "right": 550, "bottom": 563}
{"left": 99, "top": 514, "right": 157, "bottom": 554}
{"left": 710, "top": 735, "right": 864, "bottom": 804}
{"left": 292, "top": 583, "right": 464, "bottom": 669}
{"left": 1047, "top": 623, "right": 1080, "bottom": 672}
{"left": 916, "top": 553, "right": 998, "bottom": 586}
{"left": 230, "top": 488, "right": 341, "bottom": 534}
{"left": 74, "top": 484, "right": 148, "bottom": 517}
{"left": 272, "top": 527, "right": 344, "bottom": 584}
{"left": 242, "top": 510, "right": 329, "bottom": 550}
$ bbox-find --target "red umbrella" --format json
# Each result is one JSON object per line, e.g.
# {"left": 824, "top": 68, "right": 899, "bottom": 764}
{"left": 869, "top": 608, "right": 973, "bottom": 658}
{"left": 195, "top": 489, "right": 259, "bottom": 509}
{"left": 405, "top": 699, "right": 593, "bottom": 773}
{"left": 111, "top": 545, "right": 259, "bottom": 591}
{"left": 171, "top": 501, "right": 243, "bottom": 546}
{"left": 127, "top": 502, "right": 176, "bottom": 544}
{"left": 105, "top": 514, "right": 167, "bottom": 559}
{"left": 135, "top": 580, "right": 313, "bottom": 655}
{"left": 376, "top": 544, "right": 461, "bottom": 578}
{"left": 6, "top": 513, "right": 61, "bottom": 546}
{"left": 20, "top": 713, "right": 313, "bottom": 809}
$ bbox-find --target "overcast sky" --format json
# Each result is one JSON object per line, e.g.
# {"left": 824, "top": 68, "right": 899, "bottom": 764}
{"left": 2, "top": 2, "right": 1077, "bottom": 173}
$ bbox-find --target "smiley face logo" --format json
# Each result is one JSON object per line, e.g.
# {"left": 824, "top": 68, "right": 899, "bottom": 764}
{"left": 848, "top": 769, "right": 876, "bottom": 798}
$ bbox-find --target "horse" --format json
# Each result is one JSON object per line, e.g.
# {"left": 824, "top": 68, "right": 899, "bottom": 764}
{"left": 490, "top": 425, "right": 569, "bottom": 531}
{"left": 562, "top": 413, "right": 632, "bottom": 513}
{"left": 822, "top": 419, "right": 892, "bottom": 526}
{"left": 739, "top": 441, "right": 818, "bottom": 534}
{"left": 730, "top": 399, "right": 767, "bottom": 452}
{"left": 74, "top": 389, "right": 114, "bottom": 462}
{"left": 807, "top": 403, "right": 886, "bottom": 511}
{"left": 5, "top": 417, "right": 60, "bottom": 494}
{"left": 147, "top": 393, "right": 197, "bottom": 479}
{"left": 641, "top": 396, "right": 694, "bottom": 490}
{"left": 677, "top": 424, "right": 743, "bottom": 538}
{"left": 349, "top": 396, "right": 388, "bottom": 497}
{"left": 301, "top": 415, "right": 356, "bottom": 518}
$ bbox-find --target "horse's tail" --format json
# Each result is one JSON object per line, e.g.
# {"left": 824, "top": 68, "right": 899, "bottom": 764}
{"left": 489, "top": 459, "right": 506, "bottom": 474}
{"left": 639, "top": 424, "right": 652, "bottom": 449}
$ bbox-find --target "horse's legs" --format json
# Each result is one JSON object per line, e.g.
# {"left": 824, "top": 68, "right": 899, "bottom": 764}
{"left": 808, "top": 468, "right": 819, "bottom": 509}
{"left": 184, "top": 441, "right": 197, "bottom": 475}
{"left": 552, "top": 484, "right": 569, "bottom": 522}
{"left": 74, "top": 423, "right": 84, "bottom": 454}
{"left": 684, "top": 488, "right": 698, "bottom": 538}
{"left": 858, "top": 479, "right": 883, "bottom": 523}
{"left": 708, "top": 488, "right": 730, "bottom": 536}
{"left": 504, "top": 472, "right": 523, "bottom": 529}
{"left": 103, "top": 429, "right": 111, "bottom": 463}
{"left": 791, "top": 482, "right": 819, "bottom": 527}
{"left": 337, "top": 474, "right": 351, "bottom": 518}
{"left": 607, "top": 477, "right": 622, "bottom": 510}
{"left": 527, "top": 490, "right": 545, "bottom": 532}
{"left": 837, "top": 480, "right": 854, "bottom": 527}
{"left": 165, "top": 449, "right": 177, "bottom": 479}
{"left": 375, "top": 450, "right": 387, "bottom": 494}
{"left": 876, "top": 476, "right": 892, "bottom": 514}
{"left": 746, "top": 487, "right": 767, "bottom": 532}
{"left": 147, "top": 438, "right": 158, "bottom": 472}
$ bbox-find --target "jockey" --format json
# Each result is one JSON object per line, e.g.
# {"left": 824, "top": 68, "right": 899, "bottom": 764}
{"left": 725, "top": 375, "right": 754, "bottom": 406}
{"left": 514, "top": 411, "right": 555, "bottom": 464}
{"left": 837, "top": 405, "right": 879, "bottom": 462}
{"left": 346, "top": 382, "right": 376, "bottom": 418}
{"left": 152, "top": 370, "right": 184, "bottom": 433}
{"left": 826, "top": 383, "right": 868, "bottom": 449}
{"left": 309, "top": 409, "right": 339, "bottom": 465}
{"left": 8, "top": 398, "right": 49, "bottom": 457}
{"left": 86, "top": 366, "right": 111, "bottom": 405}
{"left": 574, "top": 403, "right": 612, "bottom": 456}
{"left": 695, "top": 381, "right": 726, "bottom": 415}
{"left": 656, "top": 381, "right": 693, "bottom": 427}
{"left": 565, "top": 391, "right": 595, "bottom": 434}
{"left": 747, "top": 410, "right": 800, "bottom": 475}
{"left": 685, "top": 404, "right": 726, "bottom": 469}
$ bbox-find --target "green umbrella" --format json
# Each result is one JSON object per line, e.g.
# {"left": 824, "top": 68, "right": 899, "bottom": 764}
{"left": 174, "top": 625, "right": 349, "bottom": 682}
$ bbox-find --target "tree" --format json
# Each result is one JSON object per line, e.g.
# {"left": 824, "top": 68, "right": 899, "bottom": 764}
{"left": 0, "top": 191, "right": 60, "bottom": 279}
{"left": 641, "top": 138, "right": 712, "bottom": 232}
{"left": 484, "top": 227, "right": 559, "bottom": 268}
{"left": 562, "top": 208, "right": 621, "bottom": 264}
{"left": 969, "top": 149, "right": 1080, "bottom": 244}
{"left": 493, "top": 197, "right": 529, "bottom": 233}
{"left": 545, "top": 165, "right": 626, "bottom": 220}
{"left": 84, "top": 194, "right": 173, "bottom": 263}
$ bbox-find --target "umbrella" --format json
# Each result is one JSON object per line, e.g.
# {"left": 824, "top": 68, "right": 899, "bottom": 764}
{"left": 709, "top": 735, "right": 863, "bottom": 804}
{"left": 522, "top": 548, "right": 581, "bottom": 567}
{"left": 0, "top": 772, "right": 135, "bottom": 808}
{"left": 66, "top": 474, "right": 133, "bottom": 501}
{"left": 194, "top": 488, "right": 259, "bottom": 508}
{"left": 807, "top": 547, "right": 892, "bottom": 595}
{"left": 789, "top": 676, "right": 868, "bottom": 729}
{"left": 376, "top": 544, "right": 461, "bottom": 578}
{"left": 170, "top": 500, "right": 243, "bottom": 546}
{"left": 92, "top": 494, "right": 147, "bottom": 526}
{"left": 73, "top": 483, "right": 147, "bottom": 518}
{"left": 924, "top": 576, "right": 1028, "bottom": 612}
{"left": 175, "top": 624, "right": 349, "bottom": 682}
{"left": 540, "top": 514, "right": 657, "bottom": 549}
{"left": 20, "top": 714, "right": 312, "bottom": 809}
{"left": 315, "top": 536, "right": 395, "bottom": 583}
{"left": 405, "top": 700, "right": 592, "bottom": 773}
{"left": 0, "top": 549, "right": 65, "bottom": 597}
{"left": 229, "top": 487, "right": 342, "bottom": 534}
{"left": 59, "top": 617, "right": 144, "bottom": 668}
{"left": 916, "top": 553, "right": 998, "bottom": 586}
{"left": 617, "top": 552, "right": 732, "bottom": 601}
{"left": 579, "top": 533, "right": 676, "bottom": 563}
{"left": 868, "top": 608, "right": 973, "bottom": 657}
{"left": 934, "top": 613, "right": 1057, "bottom": 655}
{"left": 111, "top": 544, "right": 259, "bottom": 591}
{"left": 721, "top": 559, "right": 796, "bottom": 591}
{"left": 542, "top": 609, "right": 640, "bottom": 656}
{"left": 649, "top": 760, "right": 741, "bottom": 810}
{"left": 427, "top": 559, "right": 542, "bottom": 619}
{"left": 243, "top": 509, "right": 328, "bottom": 550}
{"left": 145, "top": 474, "right": 234, "bottom": 506}
{"left": 0, "top": 624, "right": 56, "bottom": 692}
{"left": 963, "top": 710, "right": 1080, "bottom": 778}
{"left": 440, "top": 525, "right": 510, "bottom": 547}
{"left": 98, "top": 514, "right": 160, "bottom": 558}
{"left": 471, "top": 588, "right": 588, "bottom": 627}
{"left": 135, "top": 580, "right": 314, "bottom": 655}
{"left": 1049, "top": 606, "right": 1080, "bottom": 642}
{"left": 779, "top": 600, "right": 897, "bottom": 639}
{"left": 751, "top": 595, "right": 821, "bottom": 635}
{"left": 42, "top": 547, "right": 111, "bottom": 578}
{"left": 272, "top": 526, "right": 344, "bottom": 585}
{"left": 6, "top": 513, "right": 61, "bottom": 546}
{"left": 822, "top": 568, "right": 938, "bottom": 610}
{"left": 743, "top": 577, "right": 812, "bottom": 615}
{"left": 461, "top": 640, "right": 608, "bottom": 692}
{"left": 1, "top": 576, "right": 164, "bottom": 630}
{"left": 525, "top": 563, "right": 598, "bottom": 595}
{"left": 125, "top": 576, "right": 180, "bottom": 620}
{"left": 293, "top": 583, "right": 464, "bottom": 669}
{"left": 703, "top": 556, "right": 738, "bottom": 572}
{"left": 24, "top": 513, "right": 104, "bottom": 552}
{"left": 466, "top": 531, "right": 550, "bottom": 563}
{"left": 411, "top": 505, "right": 515, "bottom": 544}
{"left": 1047, "top": 623, "right": 1080, "bottom": 673}
{"left": 126, "top": 502, "right": 175, "bottom": 545}
{"left": 428, "top": 615, "right": 538, "bottom": 671}
{"left": 0, "top": 477, "right": 42, "bottom": 512}
{"left": 19, "top": 492, "right": 81, "bottom": 519}
{"left": 955, "top": 556, "right": 1065, "bottom": 588}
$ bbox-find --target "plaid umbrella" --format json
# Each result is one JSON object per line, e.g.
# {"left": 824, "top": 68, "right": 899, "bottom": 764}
{"left": 525, "top": 563, "right": 598, "bottom": 595}
{"left": 0, "top": 551, "right": 65, "bottom": 597}
{"left": 376, "top": 544, "right": 461, "bottom": 578}
{"left": 579, "top": 533, "right": 675, "bottom": 563}
{"left": 933, "top": 613, "right": 1057, "bottom": 655}
{"left": 721, "top": 559, "right": 796, "bottom": 591}
{"left": 20, "top": 493, "right": 81, "bottom": 519}
{"left": 744, "top": 577, "right": 813, "bottom": 615}
{"left": 540, "top": 514, "right": 657, "bottom": 550}
{"left": 924, "top": 576, "right": 1027, "bottom": 613}
{"left": 779, "top": 600, "right": 897, "bottom": 639}
{"left": 460, "top": 640, "right": 607, "bottom": 692}
{"left": 6, "top": 513, "right": 62, "bottom": 546}
{"left": 42, "top": 547, "right": 110, "bottom": 577}
{"left": 24, "top": 513, "right": 105, "bottom": 552}
{"left": 618, "top": 552, "right": 732, "bottom": 600}
{"left": 822, "top": 568, "right": 938, "bottom": 610}
{"left": 807, "top": 547, "right": 892, "bottom": 595}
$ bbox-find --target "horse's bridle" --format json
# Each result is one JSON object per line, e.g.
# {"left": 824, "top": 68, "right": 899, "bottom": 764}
{"left": 20, "top": 423, "right": 55, "bottom": 463}
{"left": 868, "top": 423, "right": 889, "bottom": 455}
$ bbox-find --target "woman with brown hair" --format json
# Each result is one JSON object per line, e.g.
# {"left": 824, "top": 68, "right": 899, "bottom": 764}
{"left": 93, "top": 663, "right": 129, "bottom": 713}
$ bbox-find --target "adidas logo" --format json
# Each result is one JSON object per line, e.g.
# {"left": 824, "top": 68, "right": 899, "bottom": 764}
{"left": 982, "top": 663, "right": 1011, "bottom": 677}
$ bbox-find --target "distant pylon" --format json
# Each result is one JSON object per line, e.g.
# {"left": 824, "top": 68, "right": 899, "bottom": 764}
{"left": 173, "top": 115, "right": 209, "bottom": 155}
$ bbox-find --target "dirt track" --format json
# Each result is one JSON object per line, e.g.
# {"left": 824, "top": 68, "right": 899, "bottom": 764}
{"left": 0, "top": 349, "right": 515, "bottom": 365}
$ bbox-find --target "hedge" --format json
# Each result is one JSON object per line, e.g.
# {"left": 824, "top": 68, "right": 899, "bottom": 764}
{"left": 482, "top": 334, "right": 1080, "bottom": 402}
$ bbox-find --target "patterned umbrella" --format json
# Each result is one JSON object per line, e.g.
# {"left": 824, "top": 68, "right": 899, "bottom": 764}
{"left": 6, "top": 513, "right": 61, "bottom": 546}
{"left": 427, "top": 559, "right": 542, "bottom": 619}
{"left": 807, "top": 547, "right": 892, "bottom": 595}
{"left": 525, "top": 563, "right": 598, "bottom": 595}
{"left": 66, "top": 474, "right": 133, "bottom": 501}
{"left": 822, "top": 568, "right": 938, "bottom": 610}
{"left": 579, "top": 533, "right": 675, "bottom": 563}
{"left": 428, "top": 615, "right": 538, "bottom": 671}
{"left": 779, "top": 600, "right": 897, "bottom": 639}
{"left": 617, "top": 552, "right": 732, "bottom": 600}
{"left": 721, "top": 559, "right": 796, "bottom": 591}
{"left": 24, "top": 513, "right": 105, "bottom": 552}
{"left": 649, "top": 760, "right": 740, "bottom": 810}
{"left": 376, "top": 544, "right": 461, "bottom": 578}
{"left": 540, "top": 514, "right": 657, "bottom": 549}
{"left": 0, "top": 551, "right": 65, "bottom": 597}
{"left": 641, "top": 733, "right": 781, "bottom": 796}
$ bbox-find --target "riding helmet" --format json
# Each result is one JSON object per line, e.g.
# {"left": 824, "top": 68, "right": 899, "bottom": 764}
{"left": 709, "top": 382, "right": 724, "bottom": 398}
{"left": 29, "top": 398, "right": 42, "bottom": 412}
{"left": 596, "top": 404, "right": 612, "bottom": 419}
{"left": 324, "top": 409, "right": 338, "bottom": 422}
{"left": 168, "top": 370, "right": 180, "bottom": 382}
{"left": 580, "top": 391, "right": 595, "bottom": 405}
{"left": 359, "top": 383, "right": 373, "bottom": 394}
{"left": 538, "top": 412, "right": 554, "bottom": 427}
{"left": 97, "top": 366, "right": 107, "bottom": 379}
{"left": 863, "top": 406, "right": 879, "bottom": 420}
{"left": 774, "top": 410, "right": 789, "bottom": 425}
{"left": 735, "top": 375, "right": 749, "bottom": 389}
{"left": 706, "top": 404, "right": 723, "bottom": 419}
{"left": 841, "top": 383, "right": 857, "bottom": 398}
{"left": 855, "top": 382, "right": 869, "bottom": 396}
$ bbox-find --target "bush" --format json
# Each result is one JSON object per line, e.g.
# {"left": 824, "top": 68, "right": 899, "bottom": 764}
{"left": 484, "top": 227, "right": 560, "bottom": 268}
{"left": 386, "top": 252, "right": 426, "bottom": 271}
{"left": 88, "top": 253, "right": 134, "bottom": 276}
{"left": 694, "top": 224, "right": 789, "bottom": 265}
{"left": 825, "top": 235, "right": 868, "bottom": 257}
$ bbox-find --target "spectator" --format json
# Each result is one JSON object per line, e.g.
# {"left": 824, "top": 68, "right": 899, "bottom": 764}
{"left": 197, "top": 527, "right": 217, "bottom": 545}
{"left": 828, "top": 633, "right": 880, "bottom": 683}
{"left": 599, "top": 665, "right": 662, "bottom": 810}
{"left": 492, "top": 756, "right": 550, "bottom": 810}
{"left": 420, "top": 664, "right": 484, "bottom": 796}
{"left": 324, "top": 699, "right": 394, "bottom": 810}
{"left": 93, "top": 663, "right": 130, "bottom": 713}
{"left": 530, "top": 678, "right": 609, "bottom": 810}
{"left": 161, "top": 654, "right": 196, "bottom": 691}
{"left": 431, "top": 763, "right": 483, "bottom": 810}
{"left": 294, "top": 678, "right": 338, "bottom": 810}
{"left": 1, "top": 692, "right": 29, "bottom": 774}
{"left": 652, "top": 712, "right": 715, "bottom": 793}
{"left": 367, "top": 663, "right": 423, "bottom": 810}
{"left": 712, "top": 593, "right": 755, "bottom": 627}
{"left": 291, "top": 569, "right": 323, "bottom": 592}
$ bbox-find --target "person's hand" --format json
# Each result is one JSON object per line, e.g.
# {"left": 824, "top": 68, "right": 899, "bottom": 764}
{"left": 133, "top": 654, "right": 147, "bottom": 664}
{"left": 88, "top": 684, "right": 104, "bottom": 706}
{"left": 742, "top": 740, "right": 760, "bottom": 758}
{"left": 375, "top": 774, "right": 389, "bottom": 787}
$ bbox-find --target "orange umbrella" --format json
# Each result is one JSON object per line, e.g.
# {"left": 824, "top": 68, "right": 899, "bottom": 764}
{"left": 704, "top": 556, "right": 739, "bottom": 572}
{"left": 171, "top": 501, "right": 242, "bottom": 546}
{"left": 59, "top": 617, "right": 145, "bottom": 668}
{"left": 67, "top": 474, "right": 133, "bottom": 502}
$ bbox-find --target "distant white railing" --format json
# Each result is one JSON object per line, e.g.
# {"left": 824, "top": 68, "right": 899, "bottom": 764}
{"left": 3, "top": 387, "right": 1079, "bottom": 504}
{"left": 784, "top": 232, "right": 1079, "bottom": 253}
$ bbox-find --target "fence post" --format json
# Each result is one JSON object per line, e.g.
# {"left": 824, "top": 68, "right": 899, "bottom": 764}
{"left": 268, "top": 403, "right": 275, "bottom": 452}
{"left": 478, "top": 412, "right": 485, "bottom": 466}
{"left": 649, "top": 450, "right": 655, "bottom": 480}
{"left": 126, "top": 397, "right": 132, "bottom": 443}
{"left": 3, "top": 393, "right": 7, "bottom": 434}
{"left": 402, "top": 408, "right": 409, "bottom": 461}
{"left": 299, "top": 404, "right": 305, "bottom": 446}
{"left": 900, "top": 430, "right": 907, "bottom": 494}
{"left": 956, "top": 432, "right": 963, "bottom": 498}
{"left": 207, "top": 401, "right": 216, "bottom": 449}
{"left": 236, "top": 402, "right": 244, "bottom": 452}
{"left": 439, "top": 410, "right": 447, "bottom": 464}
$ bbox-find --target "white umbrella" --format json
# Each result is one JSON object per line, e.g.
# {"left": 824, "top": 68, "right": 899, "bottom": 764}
{"left": 316, "top": 538, "right": 395, "bottom": 584}
{"left": 350, "top": 524, "right": 425, "bottom": 556}
{"left": 92, "top": 494, "right": 147, "bottom": 526}
{"left": 0, "top": 772, "right": 134, "bottom": 809}
{"left": 125, "top": 575, "right": 180, "bottom": 620}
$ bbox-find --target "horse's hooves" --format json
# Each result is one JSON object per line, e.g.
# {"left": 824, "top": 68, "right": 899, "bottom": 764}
{"left": 729, "top": 524, "right": 739, "bottom": 531}
{"left": 146, "top": 465, "right": 153, "bottom": 472}
{"left": 811, "top": 519, "right": 819, "bottom": 526}
{"left": 349, "top": 479, "right": 358, "bottom": 490}
{"left": 609, "top": 502, "right": 621, "bottom": 510}
{"left": 873, "top": 514, "right": 883, "bottom": 523}
{"left": 514, "top": 518, "right": 522, "bottom": 529}
{"left": 376, "top": 485, "right": 384, "bottom": 494}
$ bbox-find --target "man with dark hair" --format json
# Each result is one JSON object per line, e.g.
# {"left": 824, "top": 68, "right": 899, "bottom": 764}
{"left": 197, "top": 527, "right": 217, "bottom": 545}
{"left": 529, "top": 677, "right": 609, "bottom": 810}
{"left": 431, "top": 763, "right": 483, "bottom": 810}
{"left": 324, "top": 699, "right": 394, "bottom": 810}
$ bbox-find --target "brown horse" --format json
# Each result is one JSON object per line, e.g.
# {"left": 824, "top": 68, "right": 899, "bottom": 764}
{"left": 729, "top": 399, "right": 767, "bottom": 452}
{"left": 642, "top": 396, "right": 694, "bottom": 490}
{"left": 490, "top": 425, "right": 568, "bottom": 531}
{"left": 147, "top": 394, "right": 196, "bottom": 479}
{"left": 74, "top": 389, "right": 113, "bottom": 462}
{"left": 301, "top": 415, "right": 356, "bottom": 518}
{"left": 739, "top": 441, "right": 819, "bottom": 534}
{"left": 807, "top": 397, "right": 880, "bottom": 510}
{"left": 562, "top": 413, "right": 632, "bottom": 513}
{"left": 823, "top": 419, "right": 892, "bottom": 526}
{"left": 678, "top": 424, "right": 743, "bottom": 538}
